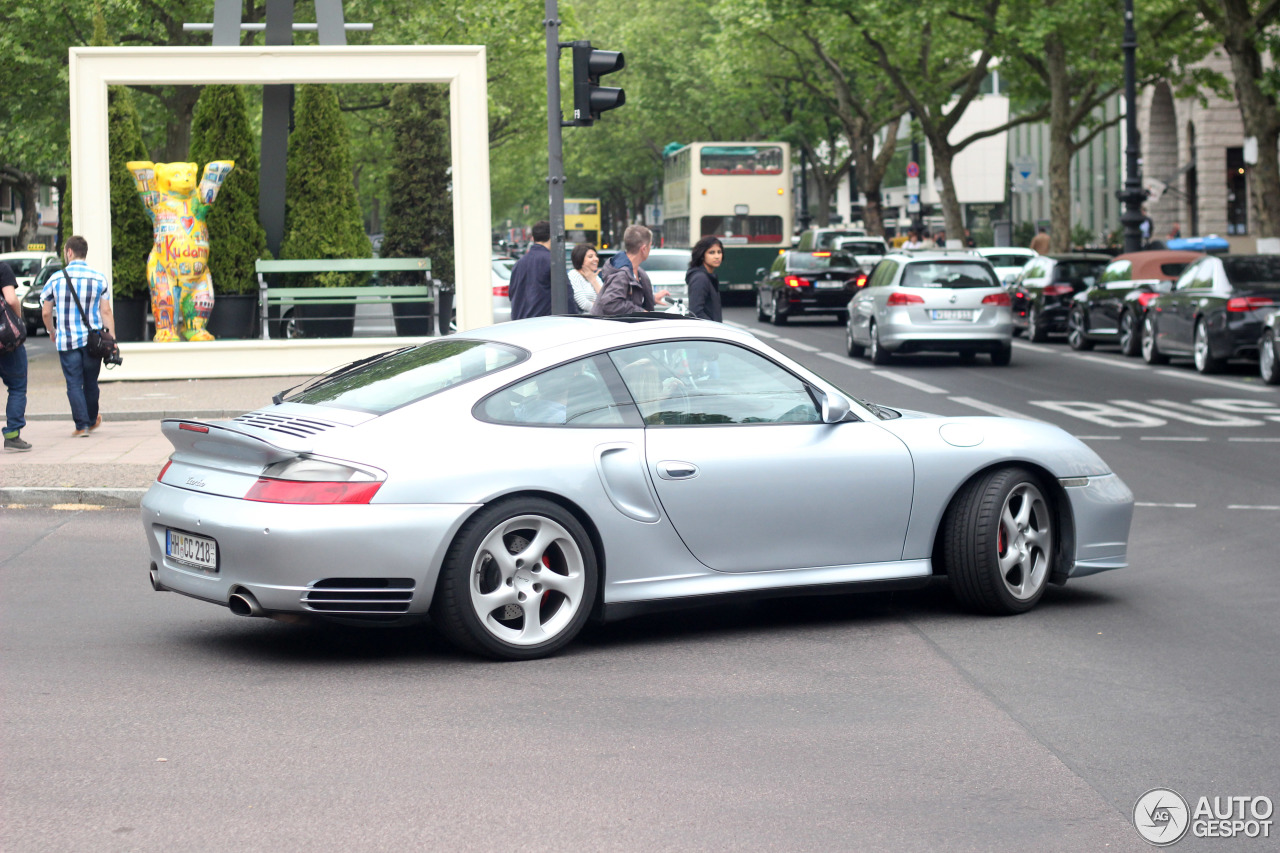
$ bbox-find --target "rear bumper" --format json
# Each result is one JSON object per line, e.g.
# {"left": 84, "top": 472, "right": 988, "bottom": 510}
{"left": 785, "top": 289, "right": 854, "bottom": 315}
{"left": 879, "top": 311, "right": 1013, "bottom": 353}
{"left": 140, "top": 483, "right": 478, "bottom": 617}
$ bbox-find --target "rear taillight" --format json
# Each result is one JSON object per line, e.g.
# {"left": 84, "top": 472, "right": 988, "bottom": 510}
{"left": 1137, "top": 292, "right": 1160, "bottom": 307}
{"left": 785, "top": 275, "right": 810, "bottom": 288}
{"left": 245, "top": 458, "right": 384, "bottom": 505}
{"left": 492, "top": 284, "right": 509, "bottom": 297}
{"left": 854, "top": 273, "right": 869, "bottom": 288}
{"left": 157, "top": 460, "right": 172, "bottom": 482}
{"left": 245, "top": 479, "right": 381, "bottom": 505}
{"left": 1227, "top": 296, "right": 1275, "bottom": 312}
{"left": 887, "top": 292, "right": 925, "bottom": 306}
{"left": 1043, "top": 284, "right": 1074, "bottom": 297}
{"left": 179, "top": 423, "right": 209, "bottom": 433}
{"left": 982, "top": 293, "right": 1011, "bottom": 306}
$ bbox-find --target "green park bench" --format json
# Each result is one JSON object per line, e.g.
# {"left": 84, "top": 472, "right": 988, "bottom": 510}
{"left": 255, "top": 258, "right": 433, "bottom": 340}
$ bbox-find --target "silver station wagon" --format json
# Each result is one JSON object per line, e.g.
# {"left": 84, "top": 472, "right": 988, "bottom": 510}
{"left": 142, "top": 315, "right": 1132, "bottom": 660}
{"left": 846, "top": 251, "right": 1014, "bottom": 365}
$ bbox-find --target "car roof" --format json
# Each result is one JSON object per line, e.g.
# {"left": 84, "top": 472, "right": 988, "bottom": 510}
{"left": 1109, "top": 250, "right": 1203, "bottom": 279}
{"left": 976, "top": 246, "right": 1035, "bottom": 256}
{"left": 0, "top": 251, "right": 56, "bottom": 259}
{"left": 1046, "top": 253, "right": 1112, "bottom": 262}
{"left": 452, "top": 314, "right": 751, "bottom": 352}
{"left": 888, "top": 250, "right": 987, "bottom": 262}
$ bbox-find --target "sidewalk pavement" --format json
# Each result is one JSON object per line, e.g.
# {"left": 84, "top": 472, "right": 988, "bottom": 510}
{"left": 2, "top": 340, "right": 309, "bottom": 507}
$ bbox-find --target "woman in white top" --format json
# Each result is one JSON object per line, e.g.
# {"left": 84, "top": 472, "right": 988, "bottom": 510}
{"left": 568, "top": 243, "right": 602, "bottom": 312}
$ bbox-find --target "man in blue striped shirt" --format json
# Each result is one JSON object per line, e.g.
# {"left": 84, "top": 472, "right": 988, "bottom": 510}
{"left": 42, "top": 235, "right": 115, "bottom": 436}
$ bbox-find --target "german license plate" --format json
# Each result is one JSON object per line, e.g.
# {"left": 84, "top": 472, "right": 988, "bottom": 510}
{"left": 931, "top": 309, "right": 974, "bottom": 321}
{"left": 814, "top": 280, "right": 844, "bottom": 289}
{"left": 728, "top": 283, "right": 753, "bottom": 291}
{"left": 166, "top": 529, "right": 217, "bottom": 571}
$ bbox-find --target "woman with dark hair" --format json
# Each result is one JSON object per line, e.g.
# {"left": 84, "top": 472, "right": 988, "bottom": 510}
{"left": 568, "top": 242, "right": 602, "bottom": 312}
{"left": 686, "top": 236, "right": 724, "bottom": 322}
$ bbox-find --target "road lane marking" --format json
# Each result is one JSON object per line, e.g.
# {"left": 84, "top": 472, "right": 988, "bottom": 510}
{"left": 1139, "top": 436, "right": 1209, "bottom": 441}
{"left": 948, "top": 396, "right": 1045, "bottom": 421}
{"left": 873, "top": 372, "right": 949, "bottom": 394}
{"left": 1154, "top": 369, "right": 1273, "bottom": 393}
{"left": 1229, "top": 505, "right": 1280, "bottom": 511}
{"left": 1113, "top": 399, "right": 1264, "bottom": 426}
{"left": 773, "top": 337, "right": 820, "bottom": 352}
{"left": 1229, "top": 436, "right": 1280, "bottom": 442}
{"left": 1135, "top": 502, "right": 1196, "bottom": 508}
{"left": 1073, "top": 435, "right": 1122, "bottom": 440}
{"left": 724, "top": 321, "right": 778, "bottom": 338}
{"left": 818, "top": 352, "right": 872, "bottom": 369}
{"left": 1068, "top": 353, "right": 1148, "bottom": 370}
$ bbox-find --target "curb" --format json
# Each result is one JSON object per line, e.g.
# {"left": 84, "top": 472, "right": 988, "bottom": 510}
{"left": 2, "top": 487, "right": 146, "bottom": 508}
{"left": 25, "top": 410, "right": 246, "bottom": 423}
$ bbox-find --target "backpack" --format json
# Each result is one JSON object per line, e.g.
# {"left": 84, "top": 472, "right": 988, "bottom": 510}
{"left": 0, "top": 294, "right": 26, "bottom": 353}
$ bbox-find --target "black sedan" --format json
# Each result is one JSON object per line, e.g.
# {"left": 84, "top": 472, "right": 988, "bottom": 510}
{"left": 756, "top": 250, "right": 867, "bottom": 325}
{"left": 1142, "top": 254, "right": 1280, "bottom": 374}
{"left": 1007, "top": 253, "right": 1111, "bottom": 342}
{"left": 1067, "top": 250, "right": 1201, "bottom": 355}
{"left": 19, "top": 263, "right": 60, "bottom": 336}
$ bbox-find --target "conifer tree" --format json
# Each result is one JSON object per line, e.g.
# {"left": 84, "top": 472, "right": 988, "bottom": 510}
{"left": 189, "top": 85, "right": 269, "bottom": 295}
{"left": 381, "top": 84, "right": 454, "bottom": 287}
{"left": 281, "top": 84, "right": 370, "bottom": 287}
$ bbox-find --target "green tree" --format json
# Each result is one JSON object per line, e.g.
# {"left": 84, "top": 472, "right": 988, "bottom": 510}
{"left": 281, "top": 84, "right": 371, "bottom": 287}
{"left": 380, "top": 84, "right": 454, "bottom": 286}
{"left": 108, "top": 87, "right": 154, "bottom": 298}
{"left": 189, "top": 85, "right": 269, "bottom": 295}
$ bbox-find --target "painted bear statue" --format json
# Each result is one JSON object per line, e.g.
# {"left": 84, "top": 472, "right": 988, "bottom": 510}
{"left": 126, "top": 160, "right": 234, "bottom": 342}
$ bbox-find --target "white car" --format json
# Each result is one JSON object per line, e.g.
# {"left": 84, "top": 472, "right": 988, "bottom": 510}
{"left": 491, "top": 255, "right": 516, "bottom": 324}
{"left": 0, "top": 250, "right": 59, "bottom": 299}
{"left": 976, "top": 247, "right": 1038, "bottom": 285}
{"left": 834, "top": 236, "right": 890, "bottom": 270}
{"left": 641, "top": 248, "right": 693, "bottom": 303}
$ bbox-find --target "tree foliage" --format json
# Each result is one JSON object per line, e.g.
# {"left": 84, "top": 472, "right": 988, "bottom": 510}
{"left": 281, "top": 84, "right": 371, "bottom": 287}
{"left": 189, "top": 85, "right": 270, "bottom": 295}
{"left": 108, "top": 87, "right": 154, "bottom": 298}
{"left": 380, "top": 84, "right": 455, "bottom": 287}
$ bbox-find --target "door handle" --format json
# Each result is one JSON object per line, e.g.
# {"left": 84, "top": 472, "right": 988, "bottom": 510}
{"left": 656, "top": 460, "right": 699, "bottom": 480}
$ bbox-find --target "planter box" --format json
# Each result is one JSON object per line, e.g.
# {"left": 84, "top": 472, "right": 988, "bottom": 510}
{"left": 112, "top": 296, "right": 149, "bottom": 342}
{"left": 207, "top": 293, "right": 259, "bottom": 339}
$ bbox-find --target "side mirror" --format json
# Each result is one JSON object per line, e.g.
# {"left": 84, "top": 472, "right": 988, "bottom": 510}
{"left": 818, "top": 389, "right": 852, "bottom": 424}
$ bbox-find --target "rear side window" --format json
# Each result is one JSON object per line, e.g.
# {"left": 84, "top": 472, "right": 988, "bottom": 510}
{"left": 900, "top": 262, "right": 999, "bottom": 289}
{"left": 868, "top": 259, "right": 898, "bottom": 287}
{"left": 287, "top": 339, "right": 525, "bottom": 414}
{"left": 1100, "top": 260, "right": 1132, "bottom": 284}
{"left": 478, "top": 355, "right": 634, "bottom": 427}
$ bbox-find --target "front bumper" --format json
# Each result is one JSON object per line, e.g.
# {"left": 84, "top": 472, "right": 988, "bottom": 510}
{"left": 1062, "top": 473, "right": 1133, "bottom": 577}
{"left": 141, "top": 483, "right": 478, "bottom": 617}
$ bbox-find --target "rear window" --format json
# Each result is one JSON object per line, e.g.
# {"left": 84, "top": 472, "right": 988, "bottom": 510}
{"left": 901, "top": 261, "right": 999, "bottom": 289}
{"left": 1224, "top": 256, "right": 1280, "bottom": 285}
{"left": 286, "top": 339, "right": 526, "bottom": 414}
{"left": 642, "top": 253, "right": 692, "bottom": 272}
{"left": 790, "top": 252, "right": 857, "bottom": 271}
{"left": 984, "top": 253, "right": 1032, "bottom": 268}
{"left": 4, "top": 258, "right": 46, "bottom": 277}
{"left": 836, "top": 240, "right": 886, "bottom": 255}
{"left": 1052, "top": 261, "right": 1107, "bottom": 283}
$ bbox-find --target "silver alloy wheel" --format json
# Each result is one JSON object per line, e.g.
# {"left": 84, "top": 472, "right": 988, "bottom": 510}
{"left": 1262, "top": 332, "right": 1279, "bottom": 384}
{"left": 1119, "top": 310, "right": 1135, "bottom": 354}
{"left": 1066, "top": 309, "right": 1082, "bottom": 347}
{"left": 1141, "top": 316, "right": 1161, "bottom": 362}
{"left": 468, "top": 514, "right": 587, "bottom": 646}
{"left": 1193, "top": 320, "right": 1216, "bottom": 372}
{"left": 869, "top": 321, "right": 880, "bottom": 361}
{"left": 995, "top": 481, "right": 1053, "bottom": 601}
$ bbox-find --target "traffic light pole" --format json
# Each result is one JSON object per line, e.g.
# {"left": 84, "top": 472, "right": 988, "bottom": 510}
{"left": 544, "top": 0, "right": 570, "bottom": 314}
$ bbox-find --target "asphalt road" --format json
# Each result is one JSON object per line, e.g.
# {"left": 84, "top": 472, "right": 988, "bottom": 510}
{"left": 3, "top": 310, "right": 1278, "bottom": 852}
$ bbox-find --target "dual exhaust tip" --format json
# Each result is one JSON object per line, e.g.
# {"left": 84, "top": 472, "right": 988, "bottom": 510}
{"left": 151, "top": 563, "right": 301, "bottom": 623}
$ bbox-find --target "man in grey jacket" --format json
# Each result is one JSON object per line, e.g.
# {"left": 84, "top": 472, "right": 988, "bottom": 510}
{"left": 590, "top": 225, "right": 669, "bottom": 316}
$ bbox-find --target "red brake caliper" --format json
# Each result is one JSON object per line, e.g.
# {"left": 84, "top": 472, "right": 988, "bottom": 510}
{"left": 542, "top": 555, "right": 552, "bottom": 603}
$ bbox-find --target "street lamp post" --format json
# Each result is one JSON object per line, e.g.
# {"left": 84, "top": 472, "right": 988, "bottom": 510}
{"left": 1118, "top": 0, "right": 1147, "bottom": 253}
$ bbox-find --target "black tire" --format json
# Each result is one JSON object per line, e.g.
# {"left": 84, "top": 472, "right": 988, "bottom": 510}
{"left": 431, "top": 498, "right": 598, "bottom": 661}
{"left": 1141, "top": 315, "right": 1169, "bottom": 365}
{"left": 1118, "top": 309, "right": 1141, "bottom": 357}
{"left": 770, "top": 293, "right": 788, "bottom": 325}
{"left": 756, "top": 291, "right": 768, "bottom": 322}
{"left": 958, "top": 350, "right": 977, "bottom": 363}
{"left": 1193, "top": 318, "right": 1225, "bottom": 374}
{"left": 942, "top": 467, "right": 1054, "bottom": 615}
{"left": 1011, "top": 325, "right": 1024, "bottom": 338}
{"left": 834, "top": 310, "right": 849, "bottom": 325}
{"left": 1066, "top": 306, "right": 1093, "bottom": 351}
{"left": 990, "top": 344, "right": 1012, "bottom": 366}
{"left": 1027, "top": 305, "right": 1048, "bottom": 343}
{"left": 845, "top": 318, "right": 865, "bottom": 358}
{"left": 1260, "top": 329, "right": 1280, "bottom": 385}
{"left": 869, "top": 320, "right": 892, "bottom": 364}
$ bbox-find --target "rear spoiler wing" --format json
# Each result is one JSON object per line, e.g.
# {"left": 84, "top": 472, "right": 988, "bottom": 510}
{"left": 160, "top": 419, "right": 299, "bottom": 469}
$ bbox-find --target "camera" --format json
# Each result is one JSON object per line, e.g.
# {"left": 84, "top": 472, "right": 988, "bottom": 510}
{"left": 103, "top": 346, "right": 124, "bottom": 367}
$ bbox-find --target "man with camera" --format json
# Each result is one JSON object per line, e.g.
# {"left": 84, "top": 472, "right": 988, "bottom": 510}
{"left": 42, "top": 235, "right": 115, "bottom": 437}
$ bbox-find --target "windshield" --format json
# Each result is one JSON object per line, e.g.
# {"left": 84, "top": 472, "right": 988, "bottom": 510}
{"left": 286, "top": 339, "right": 526, "bottom": 414}
{"left": 642, "top": 253, "right": 692, "bottom": 272}
{"left": 790, "top": 252, "right": 857, "bottom": 271}
{"left": 901, "top": 261, "right": 999, "bottom": 289}
{"left": 3, "top": 259, "right": 46, "bottom": 277}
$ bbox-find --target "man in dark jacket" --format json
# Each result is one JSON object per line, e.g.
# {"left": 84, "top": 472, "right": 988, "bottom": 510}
{"left": 507, "top": 220, "right": 553, "bottom": 319}
{"left": 590, "top": 225, "right": 670, "bottom": 316}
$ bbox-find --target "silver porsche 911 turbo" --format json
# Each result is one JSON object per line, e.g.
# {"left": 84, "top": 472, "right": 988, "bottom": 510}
{"left": 142, "top": 315, "right": 1134, "bottom": 660}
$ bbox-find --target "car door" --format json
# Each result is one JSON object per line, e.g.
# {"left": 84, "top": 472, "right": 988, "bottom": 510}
{"left": 1090, "top": 259, "right": 1132, "bottom": 332}
{"left": 850, "top": 258, "right": 898, "bottom": 344}
{"left": 1010, "top": 258, "right": 1046, "bottom": 322}
{"left": 609, "top": 340, "right": 915, "bottom": 573}
{"left": 1161, "top": 259, "right": 1214, "bottom": 352}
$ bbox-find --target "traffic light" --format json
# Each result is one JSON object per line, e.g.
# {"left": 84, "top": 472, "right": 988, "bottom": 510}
{"left": 571, "top": 41, "right": 625, "bottom": 125}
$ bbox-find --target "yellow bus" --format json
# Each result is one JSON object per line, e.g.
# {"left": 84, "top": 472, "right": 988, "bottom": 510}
{"left": 662, "top": 142, "right": 792, "bottom": 295}
{"left": 564, "top": 198, "right": 602, "bottom": 247}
